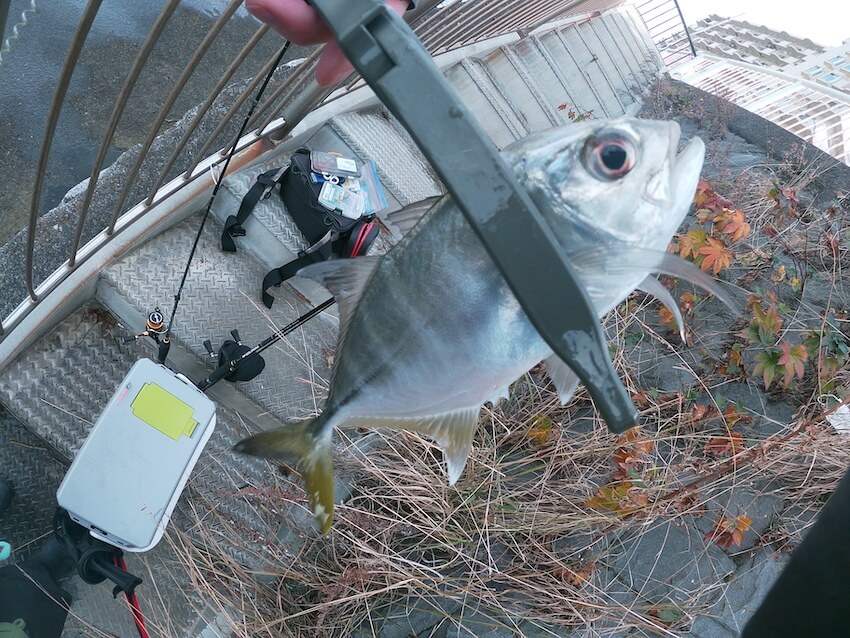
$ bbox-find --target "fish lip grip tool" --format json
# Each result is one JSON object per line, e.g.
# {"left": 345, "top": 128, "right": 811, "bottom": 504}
{"left": 308, "top": 0, "right": 639, "bottom": 433}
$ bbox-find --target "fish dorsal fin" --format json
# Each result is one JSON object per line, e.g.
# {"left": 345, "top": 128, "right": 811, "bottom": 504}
{"left": 543, "top": 355, "right": 581, "bottom": 405}
{"left": 298, "top": 256, "right": 382, "bottom": 342}
{"left": 348, "top": 408, "right": 481, "bottom": 485}
{"left": 637, "top": 275, "right": 686, "bottom": 343}
{"left": 385, "top": 196, "right": 442, "bottom": 236}
{"left": 570, "top": 246, "right": 741, "bottom": 315}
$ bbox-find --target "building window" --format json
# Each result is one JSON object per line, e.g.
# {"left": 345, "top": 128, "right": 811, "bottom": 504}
{"left": 807, "top": 66, "right": 823, "bottom": 77}
{"left": 822, "top": 72, "right": 841, "bottom": 83}
{"left": 829, "top": 55, "right": 846, "bottom": 65}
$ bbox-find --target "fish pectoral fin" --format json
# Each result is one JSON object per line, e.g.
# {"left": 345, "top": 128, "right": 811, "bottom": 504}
{"left": 570, "top": 246, "right": 742, "bottom": 315}
{"left": 233, "top": 419, "right": 336, "bottom": 534}
{"left": 386, "top": 408, "right": 481, "bottom": 485}
{"left": 543, "top": 355, "right": 581, "bottom": 405}
{"left": 298, "top": 257, "right": 382, "bottom": 344}
{"left": 637, "top": 275, "right": 686, "bottom": 343}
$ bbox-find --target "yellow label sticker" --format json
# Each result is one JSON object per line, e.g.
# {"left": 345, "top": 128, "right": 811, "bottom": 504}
{"left": 130, "top": 383, "right": 197, "bottom": 441}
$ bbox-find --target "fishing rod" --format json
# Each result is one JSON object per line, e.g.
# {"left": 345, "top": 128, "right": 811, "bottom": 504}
{"left": 159, "top": 40, "right": 292, "bottom": 363}
{"left": 117, "top": 36, "right": 341, "bottom": 398}
{"left": 122, "top": 37, "right": 336, "bottom": 376}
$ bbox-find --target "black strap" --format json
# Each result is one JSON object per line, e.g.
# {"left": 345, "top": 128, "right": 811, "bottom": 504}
{"left": 221, "top": 166, "right": 287, "bottom": 253}
{"left": 261, "top": 218, "right": 377, "bottom": 308}
{"left": 262, "top": 244, "right": 332, "bottom": 309}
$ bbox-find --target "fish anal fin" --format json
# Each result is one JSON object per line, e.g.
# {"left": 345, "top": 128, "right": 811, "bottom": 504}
{"left": 543, "top": 355, "right": 581, "bottom": 405}
{"left": 348, "top": 408, "right": 481, "bottom": 485}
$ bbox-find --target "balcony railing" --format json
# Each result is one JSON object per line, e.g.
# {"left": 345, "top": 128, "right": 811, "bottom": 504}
{"left": 632, "top": 0, "right": 696, "bottom": 67}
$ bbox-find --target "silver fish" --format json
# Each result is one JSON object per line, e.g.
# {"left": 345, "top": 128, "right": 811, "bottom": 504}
{"left": 235, "top": 118, "right": 733, "bottom": 532}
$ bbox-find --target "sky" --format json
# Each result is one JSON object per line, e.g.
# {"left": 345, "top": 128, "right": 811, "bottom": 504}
{"left": 677, "top": 0, "right": 849, "bottom": 48}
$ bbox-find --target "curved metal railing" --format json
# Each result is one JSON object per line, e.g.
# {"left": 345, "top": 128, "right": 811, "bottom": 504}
{"left": 0, "top": 0, "right": 628, "bottom": 339}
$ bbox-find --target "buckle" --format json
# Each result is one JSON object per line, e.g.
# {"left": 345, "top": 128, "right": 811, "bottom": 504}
{"left": 229, "top": 225, "right": 247, "bottom": 237}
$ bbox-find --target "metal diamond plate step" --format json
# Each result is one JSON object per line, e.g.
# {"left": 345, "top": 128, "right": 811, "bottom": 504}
{"left": 328, "top": 107, "right": 444, "bottom": 206}
{"left": 99, "top": 214, "right": 335, "bottom": 423}
{"left": 0, "top": 304, "right": 286, "bottom": 636}
{"left": 0, "top": 406, "right": 67, "bottom": 560}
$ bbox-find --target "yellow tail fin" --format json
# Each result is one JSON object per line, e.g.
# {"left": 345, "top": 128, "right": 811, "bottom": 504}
{"left": 233, "top": 419, "right": 335, "bottom": 533}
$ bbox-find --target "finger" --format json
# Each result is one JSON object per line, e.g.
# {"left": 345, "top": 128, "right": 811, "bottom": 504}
{"left": 313, "top": 0, "right": 410, "bottom": 87}
{"left": 315, "top": 43, "right": 354, "bottom": 87}
{"left": 245, "top": 0, "right": 332, "bottom": 45}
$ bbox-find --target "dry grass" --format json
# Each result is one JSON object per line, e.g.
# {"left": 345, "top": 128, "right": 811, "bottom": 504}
{"left": 161, "top": 352, "right": 850, "bottom": 637}
{"left": 154, "top": 81, "right": 850, "bottom": 637}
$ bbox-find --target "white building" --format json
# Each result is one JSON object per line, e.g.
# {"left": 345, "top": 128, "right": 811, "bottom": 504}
{"left": 672, "top": 54, "right": 850, "bottom": 164}
{"left": 686, "top": 15, "right": 850, "bottom": 96}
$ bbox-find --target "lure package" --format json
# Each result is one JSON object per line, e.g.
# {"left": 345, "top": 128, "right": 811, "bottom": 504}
{"left": 57, "top": 359, "right": 216, "bottom": 551}
{"left": 310, "top": 150, "right": 361, "bottom": 178}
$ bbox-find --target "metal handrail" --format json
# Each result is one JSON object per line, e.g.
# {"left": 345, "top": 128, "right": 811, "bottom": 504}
{"left": 69, "top": 0, "right": 181, "bottom": 268}
{"left": 144, "top": 24, "right": 271, "bottom": 208}
{"left": 25, "top": 0, "right": 102, "bottom": 301}
{"left": 107, "top": 0, "right": 243, "bottom": 235}
{"left": 3, "top": 0, "right": 631, "bottom": 338}
{"left": 183, "top": 49, "right": 317, "bottom": 176}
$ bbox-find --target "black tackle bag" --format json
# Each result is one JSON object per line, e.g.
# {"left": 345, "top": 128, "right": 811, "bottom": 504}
{"left": 222, "top": 148, "right": 379, "bottom": 308}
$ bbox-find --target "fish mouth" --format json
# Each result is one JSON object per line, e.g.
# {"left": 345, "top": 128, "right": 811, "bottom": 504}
{"left": 668, "top": 132, "right": 706, "bottom": 215}
{"left": 642, "top": 124, "right": 704, "bottom": 211}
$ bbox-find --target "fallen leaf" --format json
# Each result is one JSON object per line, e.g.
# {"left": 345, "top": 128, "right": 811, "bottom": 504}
{"left": 705, "top": 432, "right": 744, "bottom": 456}
{"left": 697, "top": 237, "right": 733, "bottom": 274}
{"left": 528, "top": 414, "right": 554, "bottom": 444}
{"left": 678, "top": 227, "right": 709, "bottom": 260}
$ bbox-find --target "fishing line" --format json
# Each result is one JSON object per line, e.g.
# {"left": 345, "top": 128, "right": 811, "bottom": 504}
{"left": 159, "top": 41, "right": 292, "bottom": 362}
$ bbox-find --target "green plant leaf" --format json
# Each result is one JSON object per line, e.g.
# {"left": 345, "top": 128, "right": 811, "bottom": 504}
{"left": 753, "top": 349, "right": 782, "bottom": 389}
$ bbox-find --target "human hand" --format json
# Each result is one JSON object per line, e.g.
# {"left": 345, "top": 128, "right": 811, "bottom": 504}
{"left": 246, "top": 0, "right": 411, "bottom": 86}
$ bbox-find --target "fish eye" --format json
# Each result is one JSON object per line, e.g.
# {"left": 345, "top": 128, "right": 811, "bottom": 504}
{"left": 584, "top": 133, "right": 637, "bottom": 181}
